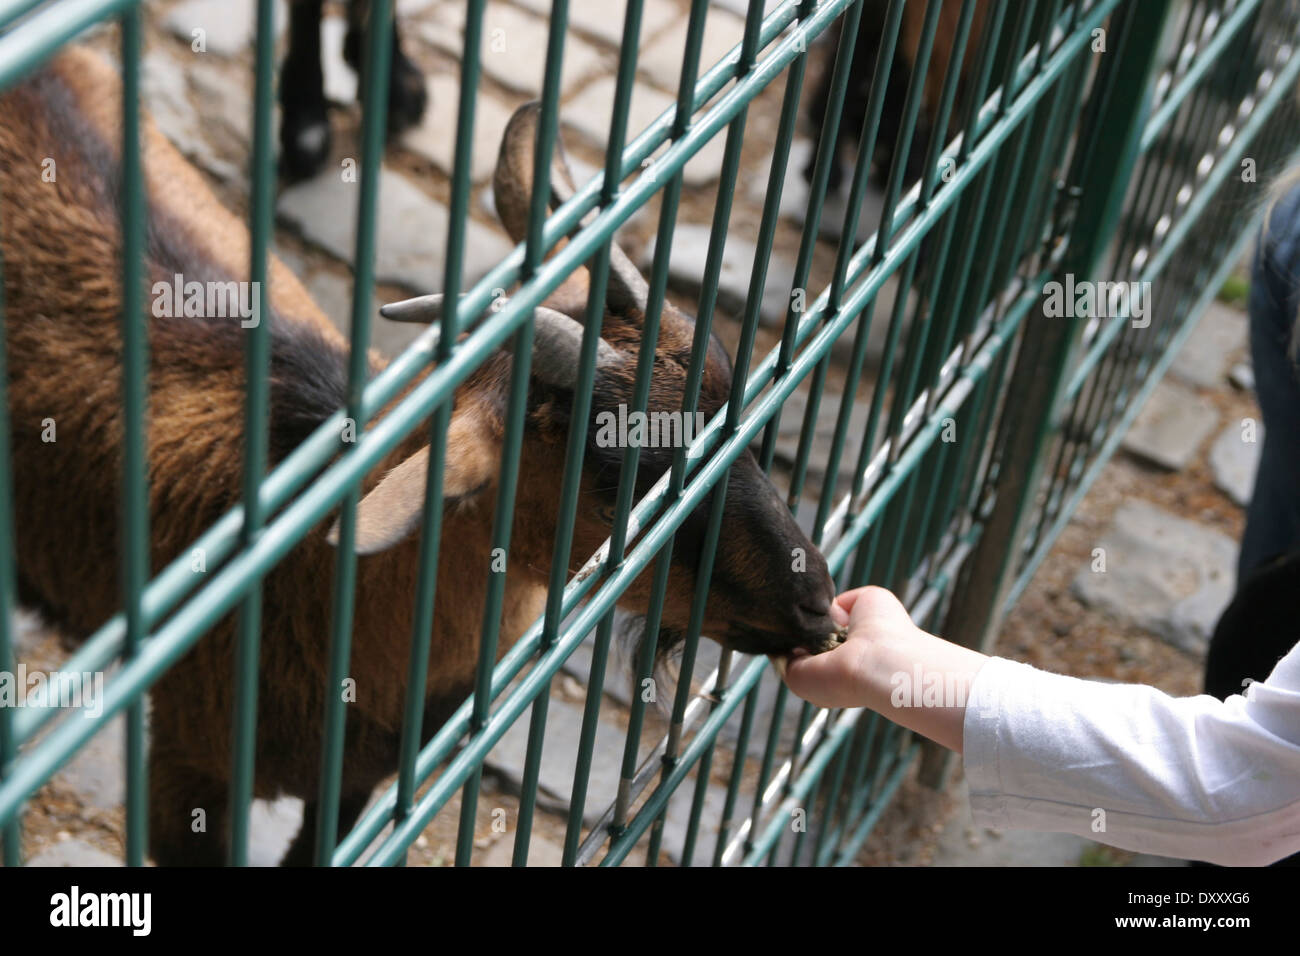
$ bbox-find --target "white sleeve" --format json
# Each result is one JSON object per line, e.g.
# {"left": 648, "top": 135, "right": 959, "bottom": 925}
{"left": 961, "top": 641, "right": 1300, "bottom": 866}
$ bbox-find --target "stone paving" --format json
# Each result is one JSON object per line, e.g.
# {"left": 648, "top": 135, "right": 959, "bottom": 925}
{"left": 1090, "top": 292, "right": 1255, "bottom": 655}
{"left": 1071, "top": 500, "right": 1236, "bottom": 655}
{"left": 1121, "top": 380, "right": 1220, "bottom": 471}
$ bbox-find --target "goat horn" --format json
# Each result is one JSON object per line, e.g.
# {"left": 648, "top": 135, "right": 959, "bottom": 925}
{"left": 384, "top": 295, "right": 618, "bottom": 387}
{"left": 496, "top": 102, "right": 651, "bottom": 317}
{"left": 523, "top": 307, "right": 622, "bottom": 389}
{"left": 379, "top": 293, "right": 460, "bottom": 323}
{"left": 546, "top": 167, "right": 651, "bottom": 317}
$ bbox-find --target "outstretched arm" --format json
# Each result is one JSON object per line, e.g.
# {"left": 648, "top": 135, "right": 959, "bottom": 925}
{"left": 782, "top": 587, "right": 1300, "bottom": 866}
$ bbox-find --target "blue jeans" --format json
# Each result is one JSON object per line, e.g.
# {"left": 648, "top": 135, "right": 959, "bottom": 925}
{"left": 1238, "top": 184, "right": 1300, "bottom": 578}
{"left": 1205, "top": 183, "right": 1300, "bottom": 693}
{"left": 1200, "top": 187, "right": 1300, "bottom": 865}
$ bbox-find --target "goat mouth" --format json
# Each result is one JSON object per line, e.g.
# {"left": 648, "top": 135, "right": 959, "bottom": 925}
{"left": 721, "top": 621, "right": 846, "bottom": 657}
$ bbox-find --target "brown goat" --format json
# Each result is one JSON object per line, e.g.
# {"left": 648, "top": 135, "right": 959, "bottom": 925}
{"left": 0, "top": 47, "right": 836, "bottom": 865}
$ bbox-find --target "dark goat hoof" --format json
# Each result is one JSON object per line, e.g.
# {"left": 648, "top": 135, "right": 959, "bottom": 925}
{"left": 280, "top": 108, "right": 332, "bottom": 180}
{"left": 386, "top": 54, "right": 428, "bottom": 138}
{"left": 343, "top": 24, "right": 428, "bottom": 139}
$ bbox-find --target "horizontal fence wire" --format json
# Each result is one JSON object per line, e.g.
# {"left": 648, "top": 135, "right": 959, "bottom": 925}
{"left": 0, "top": 0, "right": 1294, "bottom": 867}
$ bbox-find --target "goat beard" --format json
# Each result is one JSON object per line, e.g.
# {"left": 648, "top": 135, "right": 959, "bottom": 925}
{"left": 619, "top": 616, "right": 696, "bottom": 714}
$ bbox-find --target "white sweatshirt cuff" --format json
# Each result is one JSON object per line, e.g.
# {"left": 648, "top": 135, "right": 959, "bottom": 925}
{"left": 962, "top": 655, "right": 1022, "bottom": 830}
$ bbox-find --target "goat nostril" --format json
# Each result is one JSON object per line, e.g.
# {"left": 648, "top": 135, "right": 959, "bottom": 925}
{"left": 797, "top": 601, "right": 832, "bottom": 622}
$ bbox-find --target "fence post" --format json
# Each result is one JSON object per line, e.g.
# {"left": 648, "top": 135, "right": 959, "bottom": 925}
{"left": 921, "top": 0, "right": 1174, "bottom": 787}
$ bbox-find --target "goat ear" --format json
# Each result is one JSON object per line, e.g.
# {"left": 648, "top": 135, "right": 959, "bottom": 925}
{"left": 327, "top": 406, "right": 498, "bottom": 555}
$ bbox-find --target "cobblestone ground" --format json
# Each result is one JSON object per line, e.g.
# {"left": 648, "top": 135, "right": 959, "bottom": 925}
{"left": 10, "top": 2, "right": 1261, "bottom": 865}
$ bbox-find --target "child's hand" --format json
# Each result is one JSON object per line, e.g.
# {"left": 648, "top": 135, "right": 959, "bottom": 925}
{"left": 776, "top": 586, "right": 988, "bottom": 753}
{"left": 780, "top": 586, "right": 920, "bottom": 709}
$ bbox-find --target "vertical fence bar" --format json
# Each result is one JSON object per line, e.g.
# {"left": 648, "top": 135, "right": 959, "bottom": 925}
{"left": 759, "top": 0, "right": 866, "bottom": 474}
{"left": 950, "top": 0, "right": 1038, "bottom": 351}
{"left": 754, "top": 0, "right": 893, "bottom": 857}
{"left": 643, "top": 0, "right": 766, "bottom": 865}
{"left": 453, "top": 314, "right": 533, "bottom": 865}
{"left": 607, "top": 0, "right": 709, "bottom": 846}
{"left": 804, "top": 0, "right": 911, "bottom": 539}
{"left": 912, "top": 0, "right": 1010, "bottom": 431}
{"left": 825, "top": 0, "right": 943, "bottom": 542}
{"left": 514, "top": 0, "right": 642, "bottom": 867}
{"left": 674, "top": 0, "right": 817, "bottom": 866}
{"left": 228, "top": 0, "right": 278, "bottom": 867}
{"left": 314, "top": 0, "right": 394, "bottom": 865}
{"left": 391, "top": 0, "right": 484, "bottom": 868}
{"left": 816, "top": 707, "right": 877, "bottom": 862}
{"left": 883, "top": 0, "right": 980, "bottom": 456}
{"left": 703, "top": 0, "right": 820, "bottom": 867}
{"left": 809, "top": 721, "right": 851, "bottom": 862}
{"left": 455, "top": 0, "right": 569, "bottom": 866}
{"left": 711, "top": 684, "right": 757, "bottom": 865}
{"left": 117, "top": 5, "right": 148, "bottom": 868}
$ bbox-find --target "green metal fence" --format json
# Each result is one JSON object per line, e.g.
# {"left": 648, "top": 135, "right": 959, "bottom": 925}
{"left": 0, "top": 0, "right": 1296, "bottom": 866}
